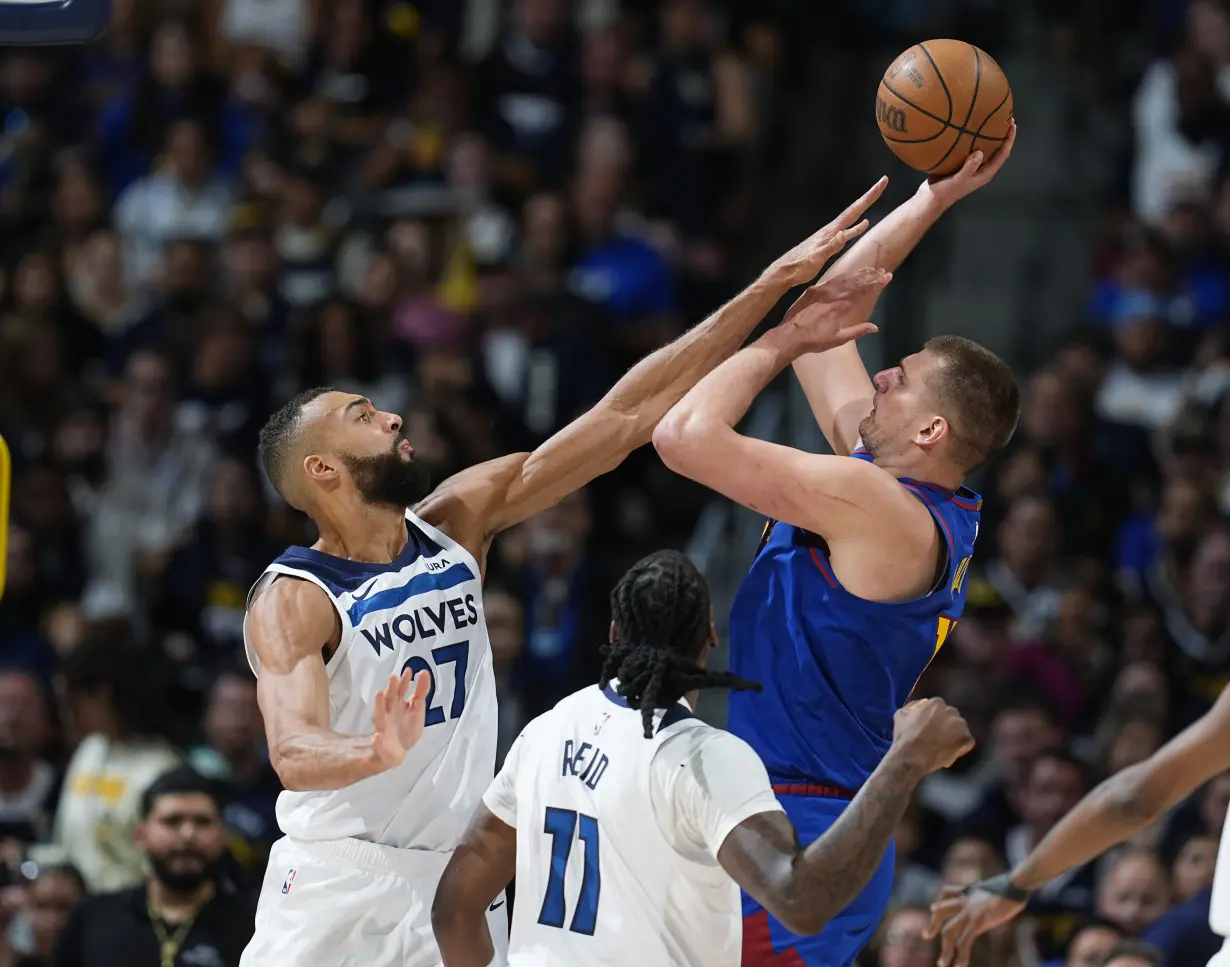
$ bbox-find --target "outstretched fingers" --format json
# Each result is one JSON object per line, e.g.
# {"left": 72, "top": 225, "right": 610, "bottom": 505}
{"left": 835, "top": 176, "right": 889, "bottom": 228}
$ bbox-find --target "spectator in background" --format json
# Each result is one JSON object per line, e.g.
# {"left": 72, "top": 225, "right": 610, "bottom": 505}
{"left": 51, "top": 768, "right": 255, "bottom": 967}
{"left": 1062, "top": 919, "right": 1125, "bottom": 967}
{"left": 188, "top": 669, "right": 280, "bottom": 886}
{"left": 1097, "top": 940, "right": 1164, "bottom": 967}
{"left": 1132, "top": 0, "right": 1230, "bottom": 226}
{"left": 1095, "top": 295, "right": 1187, "bottom": 432}
{"left": 1094, "top": 848, "right": 1171, "bottom": 936}
{"left": 150, "top": 457, "right": 278, "bottom": 667}
{"left": 98, "top": 19, "right": 228, "bottom": 196}
{"left": 1170, "top": 831, "right": 1216, "bottom": 901}
{"left": 0, "top": 671, "right": 57, "bottom": 848}
{"left": 637, "top": 0, "right": 755, "bottom": 242}
{"left": 876, "top": 906, "right": 939, "bottom": 967}
{"left": 985, "top": 495, "right": 1066, "bottom": 642}
{"left": 1009, "top": 749, "right": 1097, "bottom": 959}
{"left": 955, "top": 689, "right": 1064, "bottom": 850}
{"left": 517, "top": 489, "right": 613, "bottom": 716}
{"left": 54, "top": 637, "right": 180, "bottom": 893}
{"left": 475, "top": 0, "right": 579, "bottom": 196}
{"left": 482, "top": 585, "right": 528, "bottom": 765}
{"left": 14, "top": 863, "right": 86, "bottom": 967}
{"left": 0, "top": 529, "right": 56, "bottom": 678}
{"left": 114, "top": 116, "right": 234, "bottom": 291}
{"left": 83, "top": 348, "right": 216, "bottom": 621}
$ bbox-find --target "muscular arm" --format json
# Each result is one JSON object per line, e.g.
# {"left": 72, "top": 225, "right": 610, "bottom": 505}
{"left": 432, "top": 805, "right": 516, "bottom": 967}
{"left": 653, "top": 323, "right": 930, "bottom": 551}
{"left": 718, "top": 745, "right": 927, "bottom": 935}
{"left": 791, "top": 189, "right": 946, "bottom": 455}
{"left": 415, "top": 182, "right": 888, "bottom": 553}
{"left": 417, "top": 274, "right": 793, "bottom": 548}
{"left": 248, "top": 578, "right": 388, "bottom": 791}
{"left": 1009, "top": 686, "right": 1230, "bottom": 891}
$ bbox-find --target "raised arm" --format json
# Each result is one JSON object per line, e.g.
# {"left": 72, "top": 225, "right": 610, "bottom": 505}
{"left": 926, "top": 683, "right": 1230, "bottom": 967}
{"left": 413, "top": 179, "right": 890, "bottom": 555}
{"left": 793, "top": 124, "right": 1015, "bottom": 455}
{"left": 653, "top": 269, "right": 932, "bottom": 555}
{"left": 247, "top": 577, "right": 430, "bottom": 791}
{"left": 719, "top": 699, "right": 974, "bottom": 935}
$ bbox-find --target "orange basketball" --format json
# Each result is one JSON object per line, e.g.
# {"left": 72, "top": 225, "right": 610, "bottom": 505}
{"left": 876, "top": 39, "right": 1013, "bottom": 176}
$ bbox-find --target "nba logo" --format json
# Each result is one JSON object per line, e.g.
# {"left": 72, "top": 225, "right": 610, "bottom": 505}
{"left": 593, "top": 712, "right": 611, "bottom": 736}
{"left": 0, "top": 0, "right": 110, "bottom": 45}
{"left": 281, "top": 869, "right": 297, "bottom": 895}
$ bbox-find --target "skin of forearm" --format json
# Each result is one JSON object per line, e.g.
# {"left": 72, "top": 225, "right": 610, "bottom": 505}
{"left": 604, "top": 275, "right": 790, "bottom": 443}
{"left": 784, "top": 747, "right": 926, "bottom": 932}
{"left": 1011, "top": 764, "right": 1162, "bottom": 891}
{"left": 660, "top": 333, "right": 791, "bottom": 440}
{"left": 271, "top": 729, "right": 386, "bottom": 792}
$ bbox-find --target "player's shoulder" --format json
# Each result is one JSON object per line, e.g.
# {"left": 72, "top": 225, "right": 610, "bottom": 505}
{"left": 652, "top": 718, "right": 753, "bottom": 771}
{"left": 513, "top": 685, "right": 605, "bottom": 743}
{"left": 247, "top": 572, "right": 333, "bottom": 621}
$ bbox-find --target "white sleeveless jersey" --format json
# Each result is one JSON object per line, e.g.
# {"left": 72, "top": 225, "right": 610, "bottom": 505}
{"left": 483, "top": 683, "right": 783, "bottom": 967}
{"left": 243, "top": 511, "right": 497, "bottom": 850}
{"left": 1212, "top": 808, "right": 1230, "bottom": 938}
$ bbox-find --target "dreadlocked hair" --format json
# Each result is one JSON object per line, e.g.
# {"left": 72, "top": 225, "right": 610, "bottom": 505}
{"left": 599, "top": 550, "right": 761, "bottom": 738}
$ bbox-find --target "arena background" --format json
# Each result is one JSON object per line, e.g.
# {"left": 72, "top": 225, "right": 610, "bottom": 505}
{"left": 0, "top": 0, "right": 1221, "bottom": 965}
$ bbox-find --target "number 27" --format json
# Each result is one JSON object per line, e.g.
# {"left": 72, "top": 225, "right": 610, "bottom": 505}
{"left": 400, "top": 641, "right": 468, "bottom": 727}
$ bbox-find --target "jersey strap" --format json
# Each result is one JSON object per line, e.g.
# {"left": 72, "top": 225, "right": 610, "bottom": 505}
{"left": 600, "top": 684, "right": 697, "bottom": 733}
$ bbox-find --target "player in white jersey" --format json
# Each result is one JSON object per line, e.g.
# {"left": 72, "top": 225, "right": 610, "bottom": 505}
{"left": 432, "top": 550, "right": 976, "bottom": 967}
{"left": 925, "top": 678, "right": 1230, "bottom": 967}
{"left": 238, "top": 181, "right": 895, "bottom": 967}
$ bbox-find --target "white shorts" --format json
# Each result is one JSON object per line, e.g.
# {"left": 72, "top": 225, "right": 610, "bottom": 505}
{"left": 240, "top": 836, "right": 509, "bottom": 967}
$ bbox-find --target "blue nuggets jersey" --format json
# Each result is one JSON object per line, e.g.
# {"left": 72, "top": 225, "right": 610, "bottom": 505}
{"left": 725, "top": 447, "right": 981, "bottom": 792}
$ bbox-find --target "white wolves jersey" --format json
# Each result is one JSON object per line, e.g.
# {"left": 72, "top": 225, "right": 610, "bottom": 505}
{"left": 1211, "top": 808, "right": 1230, "bottom": 940}
{"left": 243, "top": 510, "right": 497, "bottom": 850}
{"left": 483, "top": 682, "right": 784, "bottom": 967}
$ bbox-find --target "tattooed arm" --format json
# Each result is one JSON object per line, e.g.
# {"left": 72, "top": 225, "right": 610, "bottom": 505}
{"left": 717, "top": 699, "right": 970, "bottom": 933}
{"left": 720, "top": 750, "right": 927, "bottom": 933}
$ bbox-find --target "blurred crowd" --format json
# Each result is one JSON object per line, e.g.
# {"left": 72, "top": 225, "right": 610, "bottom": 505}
{"left": 7, "top": 0, "right": 1230, "bottom": 966}
{"left": 873, "top": 2, "right": 1230, "bottom": 965}
{"left": 0, "top": 0, "right": 800, "bottom": 962}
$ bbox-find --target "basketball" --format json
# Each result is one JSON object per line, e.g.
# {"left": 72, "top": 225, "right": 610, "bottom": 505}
{"left": 876, "top": 40, "right": 1013, "bottom": 176}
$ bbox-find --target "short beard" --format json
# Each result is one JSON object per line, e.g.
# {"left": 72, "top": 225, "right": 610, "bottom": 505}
{"left": 148, "top": 852, "right": 217, "bottom": 893}
{"left": 342, "top": 435, "right": 432, "bottom": 509}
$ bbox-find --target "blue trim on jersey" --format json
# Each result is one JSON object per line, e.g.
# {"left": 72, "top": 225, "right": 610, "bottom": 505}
{"left": 272, "top": 519, "right": 444, "bottom": 597}
{"left": 346, "top": 561, "right": 474, "bottom": 626}
{"left": 600, "top": 684, "right": 697, "bottom": 733}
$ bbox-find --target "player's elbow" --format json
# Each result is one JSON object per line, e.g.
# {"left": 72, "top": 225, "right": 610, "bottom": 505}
{"left": 1103, "top": 761, "right": 1169, "bottom": 824}
{"left": 652, "top": 410, "right": 704, "bottom": 470}
{"left": 762, "top": 895, "right": 834, "bottom": 937}
{"left": 268, "top": 740, "right": 311, "bottom": 792}
{"left": 430, "top": 864, "right": 476, "bottom": 934}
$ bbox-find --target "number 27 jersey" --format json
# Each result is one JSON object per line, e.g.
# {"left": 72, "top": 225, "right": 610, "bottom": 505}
{"left": 243, "top": 510, "right": 497, "bottom": 851}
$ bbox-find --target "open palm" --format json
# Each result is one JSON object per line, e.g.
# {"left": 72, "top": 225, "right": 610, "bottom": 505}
{"left": 371, "top": 669, "right": 432, "bottom": 769}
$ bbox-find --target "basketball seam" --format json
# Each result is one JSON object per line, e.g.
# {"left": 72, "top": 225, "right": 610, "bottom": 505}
{"left": 878, "top": 80, "right": 1008, "bottom": 143}
{"left": 917, "top": 42, "right": 954, "bottom": 124}
{"left": 972, "top": 88, "right": 1012, "bottom": 140}
{"left": 925, "top": 44, "right": 983, "bottom": 173}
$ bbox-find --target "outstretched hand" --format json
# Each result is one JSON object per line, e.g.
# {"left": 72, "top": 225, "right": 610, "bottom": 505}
{"left": 768, "top": 266, "right": 891, "bottom": 357}
{"left": 921, "top": 120, "right": 1017, "bottom": 210}
{"left": 371, "top": 669, "right": 432, "bottom": 770}
{"left": 925, "top": 881, "right": 1027, "bottom": 967}
{"left": 764, "top": 176, "right": 889, "bottom": 288}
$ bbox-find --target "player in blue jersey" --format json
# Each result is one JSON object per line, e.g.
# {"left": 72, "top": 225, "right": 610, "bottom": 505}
{"left": 652, "top": 124, "right": 1019, "bottom": 967}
